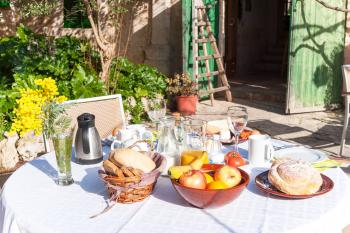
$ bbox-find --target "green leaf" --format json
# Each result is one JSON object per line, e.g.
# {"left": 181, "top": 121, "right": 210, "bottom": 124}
{"left": 71, "top": 65, "right": 106, "bottom": 98}
{"left": 0, "top": 26, "right": 105, "bottom": 130}
{"left": 109, "top": 57, "right": 166, "bottom": 123}
{"left": 135, "top": 87, "right": 148, "bottom": 98}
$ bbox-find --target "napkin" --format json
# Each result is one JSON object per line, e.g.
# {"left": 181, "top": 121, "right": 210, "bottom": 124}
{"left": 312, "top": 159, "right": 343, "bottom": 172}
{"left": 207, "top": 119, "right": 229, "bottom": 134}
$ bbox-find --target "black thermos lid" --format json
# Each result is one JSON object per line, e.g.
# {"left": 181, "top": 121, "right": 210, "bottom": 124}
{"left": 77, "top": 113, "right": 95, "bottom": 128}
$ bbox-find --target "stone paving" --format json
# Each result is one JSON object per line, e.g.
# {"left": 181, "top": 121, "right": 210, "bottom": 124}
{"left": 197, "top": 99, "right": 348, "bottom": 157}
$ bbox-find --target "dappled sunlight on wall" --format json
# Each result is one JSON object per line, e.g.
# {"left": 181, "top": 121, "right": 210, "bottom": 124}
{"left": 0, "top": 7, "right": 16, "bottom": 36}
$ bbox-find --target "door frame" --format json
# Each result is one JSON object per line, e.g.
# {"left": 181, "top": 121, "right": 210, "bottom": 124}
{"left": 224, "top": 0, "right": 238, "bottom": 79}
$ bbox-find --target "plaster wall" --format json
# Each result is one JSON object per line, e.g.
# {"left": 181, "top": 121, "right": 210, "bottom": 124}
{"left": 344, "top": 0, "right": 350, "bottom": 64}
{"left": 0, "top": 7, "right": 16, "bottom": 36}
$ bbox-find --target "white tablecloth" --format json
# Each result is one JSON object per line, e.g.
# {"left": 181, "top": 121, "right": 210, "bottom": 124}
{"left": 1, "top": 142, "right": 350, "bottom": 233}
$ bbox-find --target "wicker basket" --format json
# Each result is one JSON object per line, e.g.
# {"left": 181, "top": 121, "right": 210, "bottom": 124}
{"left": 99, "top": 151, "right": 166, "bottom": 204}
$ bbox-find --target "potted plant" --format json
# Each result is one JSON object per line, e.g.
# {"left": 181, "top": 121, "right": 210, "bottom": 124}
{"left": 167, "top": 73, "right": 198, "bottom": 115}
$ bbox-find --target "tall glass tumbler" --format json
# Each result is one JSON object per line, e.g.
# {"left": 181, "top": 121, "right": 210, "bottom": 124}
{"left": 183, "top": 119, "right": 207, "bottom": 150}
{"left": 52, "top": 132, "right": 74, "bottom": 186}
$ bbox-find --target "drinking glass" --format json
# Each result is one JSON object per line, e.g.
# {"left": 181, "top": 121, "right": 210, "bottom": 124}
{"left": 173, "top": 120, "right": 185, "bottom": 146}
{"left": 227, "top": 106, "right": 248, "bottom": 152}
{"left": 183, "top": 119, "right": 207, "bottom": 150}
{"left": 52, "top": 131, "right": 74, "bottom": 186}
{"left": 146, "top": 99, "right": 166, "bottom": 130}
{"left": 204, "top": 112, "right": 227, "bottom": 160}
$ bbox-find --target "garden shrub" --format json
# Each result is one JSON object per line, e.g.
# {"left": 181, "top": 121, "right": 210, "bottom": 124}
{"left": 0, "top": 26, "right": 167, "bottom": 138}
{"left": 0, "top": 26, "right": 105, "bottom": 98}
{"left": 0, "top": 26, "right": 105, "bottom": 137}
{"left": 109, "top": 58, "right": 167, "bottom": 123}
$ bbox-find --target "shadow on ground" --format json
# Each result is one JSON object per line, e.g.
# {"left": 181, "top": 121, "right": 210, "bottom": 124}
{"left": 248, "top": 119, "right": 342, "bottom": 152}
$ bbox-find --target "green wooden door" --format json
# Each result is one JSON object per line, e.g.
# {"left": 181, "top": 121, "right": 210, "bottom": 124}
{"left": 182, "top": 0, "right": 219, "bottom": 91}
{"left": 286, "top": 0, "right": 346, "bottom": 113}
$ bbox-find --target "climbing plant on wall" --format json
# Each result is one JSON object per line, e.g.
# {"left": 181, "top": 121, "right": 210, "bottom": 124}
{"left": 0, "top": 0, "right": 10, "bottom": 8}
{"left": 63, "top": 0, "right": 91, "bottom": 28}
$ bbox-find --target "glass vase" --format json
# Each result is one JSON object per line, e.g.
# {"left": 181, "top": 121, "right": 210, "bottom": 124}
{"left": 52, "top": 132, "right": 74, "bottom": 186}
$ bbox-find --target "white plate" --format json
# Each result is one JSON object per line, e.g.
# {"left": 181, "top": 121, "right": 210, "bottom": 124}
{"left": 274, "top": 147, "right": 327, "bottom": 164}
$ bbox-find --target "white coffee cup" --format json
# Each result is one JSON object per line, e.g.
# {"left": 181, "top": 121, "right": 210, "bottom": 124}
{"left": 248, "top": 135, "right": 274, "bottom": 167}
{"left": 117, "top": 129, "right": 135, "bottom": 142}
{"left": 110, "top": 138, "right": 150, "bottom": 152}
{"left": 127, "top": 125, "right": 146, "bottom": 138}
{"left": 110, "top": 140, "right": 126, "bottom": 150}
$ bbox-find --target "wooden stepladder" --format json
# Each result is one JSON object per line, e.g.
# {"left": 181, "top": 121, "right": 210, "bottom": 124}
{"left": 192, "top": 0, "right": 232, "bottom": 106}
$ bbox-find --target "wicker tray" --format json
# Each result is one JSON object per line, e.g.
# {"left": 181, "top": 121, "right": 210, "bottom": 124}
{"left": 99, "top": 151, "right": 166, "bottom": 204}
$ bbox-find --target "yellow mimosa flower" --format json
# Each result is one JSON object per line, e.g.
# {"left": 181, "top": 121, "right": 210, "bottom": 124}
{"left": 10, "top": 78, "right": 67, "bottom": 136}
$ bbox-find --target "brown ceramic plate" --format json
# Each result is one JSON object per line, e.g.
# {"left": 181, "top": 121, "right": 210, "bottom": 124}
{"left": 254, "top": 170, "right": 334, "bottom": 199}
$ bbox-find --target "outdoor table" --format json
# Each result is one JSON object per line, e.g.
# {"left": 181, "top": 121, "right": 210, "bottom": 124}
{"left": 1, "top": 141, "right": 350, "bottom": 233}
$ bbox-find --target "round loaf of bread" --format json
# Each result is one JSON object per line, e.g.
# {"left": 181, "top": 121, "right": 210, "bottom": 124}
{"left": 268, "top": 159, "right": 323, "bottom": 195}
{"left": 112, "top": 148, "right": 156, "bottom": 173}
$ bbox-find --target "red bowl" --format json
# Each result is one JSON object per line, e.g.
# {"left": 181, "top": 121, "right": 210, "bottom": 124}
{"left": 171, "top": 164, "right": 250, "bottom": 208}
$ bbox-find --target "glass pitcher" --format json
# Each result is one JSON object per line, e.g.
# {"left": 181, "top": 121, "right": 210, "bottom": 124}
{"left": 156, "top": 116, "right": 184, "bottom": 173}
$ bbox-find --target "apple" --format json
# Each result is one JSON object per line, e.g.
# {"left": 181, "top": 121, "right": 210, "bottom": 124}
{"left": 214, "top": 165, "right": 242, "bottom": 188}
{"left": 179, "top": 170, "right": 207, "bottom": 189}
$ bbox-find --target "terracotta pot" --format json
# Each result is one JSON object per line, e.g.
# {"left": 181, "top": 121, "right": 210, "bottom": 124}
{"left": 176, "top": 95, "right": 198, "bottom": 115}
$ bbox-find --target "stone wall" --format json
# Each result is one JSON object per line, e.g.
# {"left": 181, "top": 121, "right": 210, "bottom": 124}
{"left": 0, "top": 6, "right": 16, "bottom": 36}
{"left": 0, "top": 0, "right": 182, "bottom": 77}
{"left": 3, "top": 1, "right": 350, "bottom": 77}
{"left": 144, "top": 0, "right": 182, "bottom": 75}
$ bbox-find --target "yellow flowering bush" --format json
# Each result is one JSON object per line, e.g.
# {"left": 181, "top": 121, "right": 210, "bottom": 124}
{"left": 10, "top": 78, "right": 67, "bottom": 137}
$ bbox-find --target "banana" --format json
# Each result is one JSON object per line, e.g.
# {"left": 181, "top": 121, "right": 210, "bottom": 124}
{"left": 181, "top": 150, "right": 209, "bottom": 165}
{"left": 190, "top": 157, "right": 203, "bottom": 170}
{"left": 169, "top": 156, "right": 206, "bottom": 179}
{"left": 168, "top": 150, "right": 211, "bottom": 179}
{"left": 168, "top": 165, "right": 192, "bottom": 179}
{"left": 199, "top": 151, "right": 210, "bottom": 164}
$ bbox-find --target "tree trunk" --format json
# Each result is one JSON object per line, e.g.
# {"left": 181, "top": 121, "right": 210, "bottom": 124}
{"left": 82, "top": 0, "right": 140, "bottom": 85}
{"left": 101, "top": 58, "right": 113, "bottom": 83}
{"left": 83, "top": 0, "right": 119, "bottom": 85}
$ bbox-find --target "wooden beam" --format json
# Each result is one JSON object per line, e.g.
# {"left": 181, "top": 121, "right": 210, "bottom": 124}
{"left": 218, "top": 0, "right": 225, "bottom": 56}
